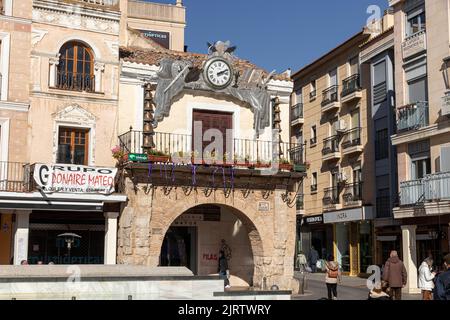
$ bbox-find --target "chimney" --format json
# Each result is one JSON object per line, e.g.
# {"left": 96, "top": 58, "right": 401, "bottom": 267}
{"left": 176, "top": 0, "right": 183, "bottom": 6}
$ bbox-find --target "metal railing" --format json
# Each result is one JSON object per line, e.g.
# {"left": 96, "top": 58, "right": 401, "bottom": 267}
{"left": 0, "top": 161, "right": 30, "bottom": 192}
{"left": 342, "top": 127, "right": 361, "bottom": 149}
{"left": 343, "top": 182, "right": 363, "bottom": 205}
{"left": 397, "top": 101, "right": 429, "bottom": 132}
{"left": 322, "top": 136, "right": 340, "bottom": 155}
{"left": 341, "top": 74, "right": 361, "bottom": 97}
{"left": 399, "top": 179, "right": 425, "bottom": 206}
{"left": 323, "top": 187, "right": 340, "bottom": 206}
{"left": 322, "top": 85, "right": 339, "bottom": 107}
{"left": 56, "top": 71, "right": 95, "bottom": 92}
{"left": 423, "top": 172, "right": 450, "bottom": 201}
{"left": 128, "top": 0, "right": 186, "bottom": 23}
{"left": 291, "top": 103, "right": 303, "bottom": 121}
{"left": 118, "top": 130, "right": 305, "bottom": 166}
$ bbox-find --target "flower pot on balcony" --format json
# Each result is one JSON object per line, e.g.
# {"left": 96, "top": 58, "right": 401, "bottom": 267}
{"left": 279, "top": 163, "right": 293, "bottom": 171}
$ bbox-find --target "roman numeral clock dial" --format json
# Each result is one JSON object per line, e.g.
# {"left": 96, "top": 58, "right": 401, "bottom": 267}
{"left": 203, "top": 57, "right": 234, "bottom": 90}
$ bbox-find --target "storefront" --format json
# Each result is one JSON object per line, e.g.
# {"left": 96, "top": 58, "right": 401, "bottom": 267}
{"left": 324, "top": 206, "right": 374, "bottom": 276}
{"left": 296, "top": 214, "right": 333, "bottom": 269}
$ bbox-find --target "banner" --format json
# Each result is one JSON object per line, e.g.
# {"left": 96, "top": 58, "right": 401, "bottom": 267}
{"left": 33, "top": 164, "right": 117, "bottom": 194}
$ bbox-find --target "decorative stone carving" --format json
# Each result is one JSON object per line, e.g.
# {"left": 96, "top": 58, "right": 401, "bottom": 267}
{"left": 94, "top": 62, "right": 105, "bottom": 72}
{"left": 31, "top": 29, "right": 48, "bottom": 47}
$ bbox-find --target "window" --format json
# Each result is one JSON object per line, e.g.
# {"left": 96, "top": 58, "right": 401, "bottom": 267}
{"left": 376, "top": 175, "right": 391, "bottom": 218}
{"left": 406, "top": 7, "right": 426, "bottom": 37}
{"left": 349, "top": 56, "right": 359, "bottom": 76}
{"left": 408, "top": 76, "right": 428, "bottom": 104}
{"left": 310, "top": 80, "right": 317, "bottom": 99}
{"left": 409, "top": 140, "right": 431, "bottom": 180}
{"left": 57, "top": 127, "right": 89, "bottom": 165}
{"left": 57, "top": 41, "right": 94, "bottom": 92}
{"left": 311, "top": 172, "right": 318, "bottom": 192}
{"left": 296, "top": 130, "right": 303, "bottom": 144}
{"left": 375, "top": 128, "right": 389, "bottom": 160}
{"left": 295, "top": 89, "right": 303, "bottom": 105}
{"left": 329, "top": 69, "right": 337, "bottom": 87}
{"left": 441, "top": 145, "right": 450, "bottom": 173}
{"left": 310, "top": 125, "right": 317, "bottom": 145}
{"left": 373, "top": 60, "right": 387, "bottom": 104}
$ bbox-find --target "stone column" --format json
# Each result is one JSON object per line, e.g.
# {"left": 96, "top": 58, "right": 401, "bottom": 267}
{"left": 104, "top": 212, "right": 119, "bottom": 265}
{"left": 48, "top": 55, "right": 60, "bottom": 87}
{"left": 401, "top": 225, "right": 420, "bottom": 294}
{"left": 13, "top": 211, "right": 31, "bottom": 265}
{"left": 94, "top": 62, "right": 105, "bottom": 93}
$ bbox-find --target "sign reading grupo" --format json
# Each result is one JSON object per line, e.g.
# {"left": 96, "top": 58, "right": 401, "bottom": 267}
{"left": 33, "top": 164, "right": 117, "bottom": 194}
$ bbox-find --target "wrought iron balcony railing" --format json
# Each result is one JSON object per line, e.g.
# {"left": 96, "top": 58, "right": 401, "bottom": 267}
{"left": 323, "top": 186, "right": 340, "bottom": 206}
{"left": 291, "top": 103, "right": 303, "bottom": 121}
{"left": 399, "top": 172, "right": 450, "bottom": 206}
{"left": 322, "top": 85, "right": 339, "bottom": 107}
{"left": 397, "top": 101, "right": 429, "bottom": 132}
{"left": 118, "top": 130, "right": 306, "bottom": 167}
{"left": 56, "top": 71, "right": 95, "bottom": 92}
{"left": 342, "top": 127, "right": 361, "bottom": 149}
{"left": 0, "top": 161, "right": 31, "bottom": 192}
{"left": 322, "top": 136, "right": 340, "bottom": 155}
{"left": 341, "top": 74, "right": 361, "bottom": 97}
{"left": 343, "top": 182, "right": 363, "bottom": 205}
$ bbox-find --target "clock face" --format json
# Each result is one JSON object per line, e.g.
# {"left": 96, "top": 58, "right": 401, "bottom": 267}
{"left": 204, "top": 58, "right": 234, "bottom": 89}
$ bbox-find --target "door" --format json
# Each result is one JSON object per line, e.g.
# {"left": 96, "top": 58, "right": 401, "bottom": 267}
{"left": 160, "top": 227, "right": 197, "bottom": 274}
{"left": 192, "top": 110, "right": 233, "bottom": 160}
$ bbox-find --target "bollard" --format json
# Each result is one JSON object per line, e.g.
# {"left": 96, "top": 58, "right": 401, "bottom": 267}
{"left": 128, "top": 295, "right": 133, "bottom": 300}
{"left": 72, "top": 297, "right": 76, "bottom": 300}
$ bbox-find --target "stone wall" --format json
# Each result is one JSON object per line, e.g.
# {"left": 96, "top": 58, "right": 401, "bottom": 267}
{"left": 117, "top": 168, "right": 299, "bottom": 290}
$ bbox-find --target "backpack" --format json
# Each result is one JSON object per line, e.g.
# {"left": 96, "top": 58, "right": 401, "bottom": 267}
{"left": 328, "top": 268, "right": 339, "bottom": 279}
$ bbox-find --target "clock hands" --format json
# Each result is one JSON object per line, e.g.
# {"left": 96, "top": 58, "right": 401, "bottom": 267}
{"left": 217, "top": 69, "right": 229, "bottom": 77}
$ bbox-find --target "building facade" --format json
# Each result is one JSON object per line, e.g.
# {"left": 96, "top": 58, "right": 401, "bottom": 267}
{"left": 291, "top": 30, "right": 377, "bottom": 276}
{"left": 390, "top": 0, "right": 450, "bottom": 293}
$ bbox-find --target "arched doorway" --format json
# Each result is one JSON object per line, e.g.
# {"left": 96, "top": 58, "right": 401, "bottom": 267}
{"left": 159, "top": 204, "right": 263, "bottom": 287}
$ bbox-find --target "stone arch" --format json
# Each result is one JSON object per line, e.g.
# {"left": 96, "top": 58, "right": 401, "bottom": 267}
{"left": 149, "top": 201, "right": 267, "bottom": 287}
{"left": 55, "top": 36, "right": 102, "bottom": 60}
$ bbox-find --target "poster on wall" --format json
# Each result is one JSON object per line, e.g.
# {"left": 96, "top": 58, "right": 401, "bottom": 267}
{"left": 139, "top": 30, "right": 170, "bottom": 49}
{"left": 33, "top": 164, "right": 117, "bottom": 194}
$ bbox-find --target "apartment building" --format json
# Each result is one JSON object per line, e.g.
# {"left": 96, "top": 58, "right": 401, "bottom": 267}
{"left": 292, "top": 30, "right": 376, "bottom": 276}
{"left": 360, "top": 10, "right": 400, "bottom": 266}
{"left": 390, "top": 0, "right": 450, "bottom": 293}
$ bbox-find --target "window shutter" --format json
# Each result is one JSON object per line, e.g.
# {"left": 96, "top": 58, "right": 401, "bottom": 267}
{"left": 441, "top": 146, "right": 450, "bottom": 173}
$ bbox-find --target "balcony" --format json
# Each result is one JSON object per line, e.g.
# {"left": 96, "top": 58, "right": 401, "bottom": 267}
{"left": 402, "top": 30, "right": 427, "bottom": 60}
{"left": 323, "top": 187, "right": 341, "bottom": 211}
{"left": 55, "top": 71, "right": 96, "bottom": 93}
{"left": 343, "top": 182, "right": 363, "bottom": 207}
{"left": 291, "top": 103, "right": 304, "bottom": 126}
{"left": 0, "top": 162, "right": 31, "bottom": 193}
{"left": 118, "top": 130, "right": 306, "bottom": 171}
{"left": 341, "top": 74, "right": 362, "bottom": 104}
{"left": 321, "top": 85, "right": 340, "bottom": 113}
{"left": 322, "top": 136, "right": 340, "bottom": 162}
{"left": 397, "top": 101, "right": 429, "bottom": 133}
{"left": 341, "top": 127, "right": 363, "bottom": 155}
{"left": 128, "top": 0, "right": 186, "bottom": 24}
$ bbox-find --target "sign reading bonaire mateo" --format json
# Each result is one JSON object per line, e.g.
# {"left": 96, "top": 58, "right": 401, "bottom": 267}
{"left": 33, "top": 164, "right": 117, "bottom": 195}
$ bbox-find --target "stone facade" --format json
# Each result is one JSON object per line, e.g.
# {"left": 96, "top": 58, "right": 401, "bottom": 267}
{"left": 117, "top": 167, "right": 299, "bottom": 290}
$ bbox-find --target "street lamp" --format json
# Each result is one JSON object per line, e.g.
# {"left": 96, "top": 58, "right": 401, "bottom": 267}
{"left": 57, "top": 233, "right": 81, "bottom": 263}
{"left": 442, "top": 57, "right": 450, "bottom": 91}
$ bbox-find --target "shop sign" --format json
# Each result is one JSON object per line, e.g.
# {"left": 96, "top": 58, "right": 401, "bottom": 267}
{"left": 33, "top": 164, "right": 117, "bottom": 195}
{"left": 127, "top": 153, "right": 148, "bottom": 162}
{"left": 139, "top": 30, "right": 170, "bottom": 49}
{"left": 324, "top": 207, "right": 374, "bottom": 224}
{"left": 303, "top": 215, "right": 323, "bottom": 225}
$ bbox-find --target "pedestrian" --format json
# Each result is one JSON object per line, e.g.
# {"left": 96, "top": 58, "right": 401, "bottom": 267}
{"left": 325, "top": 255, "right": 341, "bottom": 300}
{"left": 368, "top": 283, "right": 391, "bottom": 300}
{"left": 296, "top": 251, "right": 308, "bottom": 272}
{"left": 309, "top": 246, "right": 319, "bottom": 273}
{"left": 218, "top": 250, "right": 230, "bottom": 289}
{"left": 382, "top": 250, "right": 407, "bottom": 300}
{"left": 433, "top": 253, "right": 450, "bottom": 300}
{"left": 418, "top": 257, "right": 436, "bottom": 300}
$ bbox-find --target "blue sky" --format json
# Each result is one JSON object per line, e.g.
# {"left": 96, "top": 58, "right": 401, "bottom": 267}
{"left": 147, "top": 0, "right": 389, "bottom": 73}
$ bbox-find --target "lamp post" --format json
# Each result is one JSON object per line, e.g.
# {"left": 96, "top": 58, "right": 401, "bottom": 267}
{"left": 57, "top": 233, "right": 82, "bottom": 263}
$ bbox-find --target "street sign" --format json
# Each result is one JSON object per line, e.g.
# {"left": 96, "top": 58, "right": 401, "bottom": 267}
{"left": 128, "top": 153, "right": 148, "bottom": 162}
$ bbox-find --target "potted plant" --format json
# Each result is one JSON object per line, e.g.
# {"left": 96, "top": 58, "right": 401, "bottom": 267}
{"left": 256, "top": 158, "right": 271, "bottom": 168}
{"left": 111, "top": 145, "right": 127, "bottom": 164}
{"left": 148, "top": 149, "right": 170, "bottom": 163}
{"left": 279, "top": 158, "right": 293, "bottom": 171}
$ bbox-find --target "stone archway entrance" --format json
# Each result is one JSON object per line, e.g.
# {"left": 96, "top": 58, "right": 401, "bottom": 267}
{"left": 159, "top": 204, "right": 263, "bottom": 287}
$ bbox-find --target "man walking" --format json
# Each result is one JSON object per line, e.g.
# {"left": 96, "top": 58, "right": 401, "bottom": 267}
{"left": 433, "top": 253, "right": 450, "bottom": 300}
{"left": 309, "top": 246, "right": 319, "bottom": 273}
{"left": 382, "top": 251, "right": 407, "bottom": 300}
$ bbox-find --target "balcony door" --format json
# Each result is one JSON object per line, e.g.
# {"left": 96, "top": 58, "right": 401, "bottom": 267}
{"left": 329, "top": 69, "right": 337, "bottom": 87}
{"left": 192, "top": 110, "right": 233, "bottom": 160}
{"left": 409, "top": 140, "right": 431, "bottom": 180}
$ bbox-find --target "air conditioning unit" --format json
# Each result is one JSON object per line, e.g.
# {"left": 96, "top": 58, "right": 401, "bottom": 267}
{"left": 334, "top": 120, "right": 347, "bottom": 133}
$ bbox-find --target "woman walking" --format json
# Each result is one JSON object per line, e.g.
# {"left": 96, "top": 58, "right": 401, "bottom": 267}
{"left": 325, "top": 255, "right": 341, "bottom": 300}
